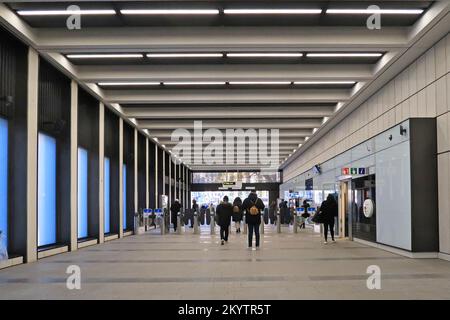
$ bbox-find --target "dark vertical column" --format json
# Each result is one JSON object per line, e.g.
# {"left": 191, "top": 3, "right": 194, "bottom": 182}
{"left": 149, "top": 140, "right": 156, "bottom": 208}
{"left": 37, "top": 59, "right": 71, "bottom": 249}
{"left": 78, "top": 88, "right": 99, "bottom": 241}
{"left": 104, "top": 109, "right": 119, "bottom": 235}
{"left": 0, "top": 27, "right": 29, "bottom": 258}
{"left": 138, "top": 133, "right": 146, "bottom": 211}
{"left": 123, "top": 123, "right": 135, "bottom": 231}
{"left": 409, "top": 119, "right": 439, "bottom": 252}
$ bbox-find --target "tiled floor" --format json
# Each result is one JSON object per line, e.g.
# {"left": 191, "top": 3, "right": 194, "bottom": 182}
{"left": 1, "top": 224, "right": 450, "bottom": 299}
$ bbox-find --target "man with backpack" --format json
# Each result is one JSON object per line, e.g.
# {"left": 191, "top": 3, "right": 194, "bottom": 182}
{"left": 242, "top": 190, "right": 265, "bottom": 249}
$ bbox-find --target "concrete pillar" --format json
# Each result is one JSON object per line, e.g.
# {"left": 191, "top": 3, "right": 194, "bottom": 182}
{"left": 98, "top": 102, "right": 105, "bottom": 244}
{"left": 145, "top": 138, "right": 149, "bottom": 209}
{"left": 118, "top": 118, "right": 124, "bottom": 237}
{"left": 155, "top": 144, "right": 158, "bottom": 208}
{"left": 173, "top": 158, "right": 177, "bottom": 200}
{"left": 169, "top": 155, "right": 172, "bottom": 205}
{"left": 26, "top": 48, "right": 38, "bottom": 263}
{"left": 70, "top": 80, "right": 78, "bottom": 252}
{"left": 134, "top": 129, "right": 138, "bottom": 213}
{"left": 181, "top": 166, "right": 188, "bottom": 210}
{"left": 162, "top": 150, "right": 165, "bottom": 196}
{"left": 179, "top": 163, "right": 182, "bottom": 206}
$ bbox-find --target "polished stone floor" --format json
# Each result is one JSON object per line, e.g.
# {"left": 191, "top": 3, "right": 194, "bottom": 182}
{"left": 1, "top": 224, "right": 450, "bottom": 299}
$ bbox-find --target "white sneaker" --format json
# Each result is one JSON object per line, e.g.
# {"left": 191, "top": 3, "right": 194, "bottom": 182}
{"left": 332, "top": 239, "right": 336, "bottom": 243}
{"left": 323, "top": 241, "right": 328, "bottom": 244}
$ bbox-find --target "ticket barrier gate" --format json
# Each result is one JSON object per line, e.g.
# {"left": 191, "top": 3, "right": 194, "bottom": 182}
{"left": 143, "top": 208, "right": 155, "bottom": 231}
{"left": 210, "top": 212, "right": 215, "bottom": 235}
{"left": 154, "top": 208, "right": 165, "bottom": 235}
{"left": 277, "top": 210, "right": 281, "bottom": 233}
{"left": 193, "top": 212, "right": 199, "bottom": 234}
{"left": 177, "top": 212, "right": 182, "bottom": 235}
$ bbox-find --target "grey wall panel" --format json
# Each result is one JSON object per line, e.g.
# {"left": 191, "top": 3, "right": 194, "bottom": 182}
{"left": 376, "top": 140, "right": 412, "bottom": 250}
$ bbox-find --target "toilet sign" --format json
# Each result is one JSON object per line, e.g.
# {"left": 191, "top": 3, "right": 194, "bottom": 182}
{"left": 342, "top": 167, "right": 367, "bottom": 176}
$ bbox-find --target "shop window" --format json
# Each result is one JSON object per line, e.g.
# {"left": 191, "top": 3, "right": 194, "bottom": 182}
{"left": 38, "top": 133, "right": 57, "bottom": 247}
{"left": 77, "top": 148, "right": 88, "bottom": 239}
{"left": 0, "top": 118, "right": 8, "bottom": 249}
{"left": 104, "top": 157, "right": 110, "bottom": 234}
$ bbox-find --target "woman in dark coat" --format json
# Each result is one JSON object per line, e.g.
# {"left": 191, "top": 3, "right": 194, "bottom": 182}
{"left": 319, "top": 194, "right": 338, "bottom": 244}
{"left": 216, "top": 196, "right": 233, "bottom": 245}
{"left": 232, "top": 197, "right": 243, "bottom": 233}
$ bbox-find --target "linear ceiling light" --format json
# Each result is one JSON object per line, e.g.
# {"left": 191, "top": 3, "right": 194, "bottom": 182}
{"left": 226, "top": 53, "right": 303, "bottom": 58}
{"left": 146, "top": 53, "right": 223, "bottom": 58}
{"left": 17, "top": 9, "right": 116, "bottom": 15}
{"left": 307, "top": 53, "right": 383, "bottom": 58}
{"left": 293, "top": 81, "right": 356, "bottom": 85}
{"left": 228, "top": 81, "right": 292, "bottom": 85}
{"left": 326, "top": 9, "right": 423, "bottom": 15}
{"left": 163, "top": 82, "right": 226, "bottom": 85}
{"left": 223, "top": 9, "right": 322, "bottom": 14}
{"left": 67, "top": 54, "right": 143, "bottom": 59}
{"left": 120, "top": 9, "right": 220, "bottom": 15}
{"left": 98, "top": 82, "right": 161, "bottom": 86}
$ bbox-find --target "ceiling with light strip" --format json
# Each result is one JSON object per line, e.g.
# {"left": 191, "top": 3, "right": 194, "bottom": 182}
{"left": 0, "top": 0, "right": 447, "bottom": 171}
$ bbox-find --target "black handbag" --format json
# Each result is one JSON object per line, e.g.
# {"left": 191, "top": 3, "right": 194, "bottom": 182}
{"left": 311, "top": 212, "right": 323, "bottom": 224}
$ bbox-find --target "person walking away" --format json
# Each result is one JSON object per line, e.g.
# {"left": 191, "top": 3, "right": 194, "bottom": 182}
{"left": 232, "top": 197, "right": 243, "bottom": 233}
{"left": 319, "top": 194, "right": 338, "bottom": 244}
{"left": 170, "top": 199, "right": 181, "bottom": 233}
{"left": 191, "top": 199, "right": 199, "bottom": 228}
{"left": 269, "top": 200, "right": 277, "bottom": 225}
{"left": 300, "top": 200, "right": 310, "bottom": 229}
{"left": 216, "top": 196, "right": 233, "bottom": 245}
{"left": 243, "top": 190, "right": 265, "bottom": 249}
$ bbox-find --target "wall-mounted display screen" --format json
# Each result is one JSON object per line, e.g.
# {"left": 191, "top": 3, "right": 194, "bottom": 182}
{"left": 192, "top": 171, "right": 280, "bottom": 184}
{"left": 77, "top": 148, "right": 88, "bottom": 239}
{"left": 191, "top": 191, "right": 269, "bottom": 207}
{"left": 38, "top": 133, "right": 57, "bottom": 247}
{"left": 0, "top": 118, "right": 8, "bottom": 249}
{"left": 104, "top": 157, "right": 110, "bottom": 234}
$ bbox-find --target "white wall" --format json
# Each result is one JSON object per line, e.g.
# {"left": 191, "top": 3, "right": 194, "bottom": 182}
{"left": 283, "top": 33, "right": 450, "bottom": 255}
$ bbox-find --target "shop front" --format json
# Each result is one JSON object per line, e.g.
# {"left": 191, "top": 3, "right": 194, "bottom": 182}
{"left": 281, "top": 119, "right": 439, "bottom": 255}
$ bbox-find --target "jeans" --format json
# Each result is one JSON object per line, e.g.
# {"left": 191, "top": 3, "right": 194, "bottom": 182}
{"left": 220, "top": 226, "right": 229, "bottom": 241}
{"left": 248, "top": 223, "right": 260, "bottom": 247}
{"left": 324, "top": 222, "right": 335, "bottom": 241}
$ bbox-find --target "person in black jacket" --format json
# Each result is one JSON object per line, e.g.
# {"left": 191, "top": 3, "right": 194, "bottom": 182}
{"left": 190, "top": 199, "right": 199, "bottom": 228}
{"left": 170, "top": 199, "right": 181, "bottom": 233}
{"left": 232, "top": 197, "right": 243, "bottom": 233}
{"left": 216, "top": 196, "right": 233, "bottom": 245}
{"left": 319, "top": 194, "right": 338, "bottom": 244}
{"left": 242, "top": 191, "right": 265, "bottom": 249}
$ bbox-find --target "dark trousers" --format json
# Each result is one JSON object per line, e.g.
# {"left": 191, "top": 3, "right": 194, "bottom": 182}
{"left": 220, "top": 226, "right": 229, "bottom": 241}
{"left": 324, "top": 222, "right": 335, "bottom": 241}
{"left": 172, "top": 215, "right": 178, "bottom": 232}
{"left": 248, "top": 223, "right": 260, "bottom": 247}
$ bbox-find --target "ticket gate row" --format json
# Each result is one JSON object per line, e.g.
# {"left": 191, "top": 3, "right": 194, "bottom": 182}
{"left": 136, "top": 208, "right": 320, "bottom": 236}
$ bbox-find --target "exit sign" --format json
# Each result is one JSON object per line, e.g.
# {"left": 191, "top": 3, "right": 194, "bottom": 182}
{"left": 342, "top": 167, "right": 367, "bottom": 176}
